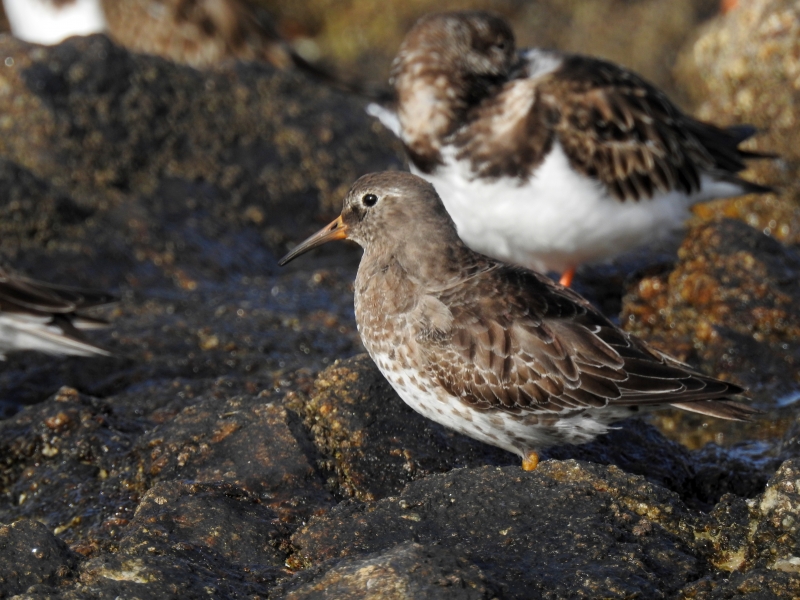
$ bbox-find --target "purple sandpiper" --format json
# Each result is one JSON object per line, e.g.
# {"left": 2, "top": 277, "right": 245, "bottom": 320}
{"left": 280, "top": 171, "right": 754, "bottom": 470}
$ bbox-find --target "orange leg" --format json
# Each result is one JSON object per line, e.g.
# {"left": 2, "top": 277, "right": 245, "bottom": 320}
{"left": 721, "top": 0, "right": 737, "bottom": 13}
{"left": 559, "top": 266, "right": 576, "bottom": 288}
{"left": 521, "top": 451, "right": 540, "bottom": 471}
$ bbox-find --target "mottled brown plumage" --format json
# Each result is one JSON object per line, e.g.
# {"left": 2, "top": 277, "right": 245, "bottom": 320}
{"left": 389, "top": 10, "right": 770, "bottom": 200}
{"left": 369, "top": 11, "right": 773, "bottom": 280}
{"left": 280, "top": 172, "right": 754, "bottom": 468}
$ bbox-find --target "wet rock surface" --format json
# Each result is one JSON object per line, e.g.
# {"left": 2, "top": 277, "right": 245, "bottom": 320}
{"left": 0, "top": 520, "right": 79, "bottom": 596}
{"left": 274, "top": 541, "right": 498, "bottom": 600}
{"left": 290, "top": 461, "right": 800, "bottom": 599}
{"left": 0, "top": 5, "right": 797, "bottom": 598}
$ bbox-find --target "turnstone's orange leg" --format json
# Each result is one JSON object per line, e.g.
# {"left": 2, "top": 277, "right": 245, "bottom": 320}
{"left": 521, "top": 451, "right": 540, "bottom": 471}
{"left": 559, "top": 267, "right": 576, "bottom": 288}
{"left": 721, "top": 0, "right": 737, "bottom": 12}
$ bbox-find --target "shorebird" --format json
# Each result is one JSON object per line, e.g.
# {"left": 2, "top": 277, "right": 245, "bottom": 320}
{"left": 0, "top": 266, "right": 115, "bottom": 358}
{"left": 3, "top": 0, "right": 297, "bottom": 70}
{"left": 280, "top": 172, "right": 754, "bottom": 470}
{"left": 368, "top": 11, "right": 772, "bottom": 286}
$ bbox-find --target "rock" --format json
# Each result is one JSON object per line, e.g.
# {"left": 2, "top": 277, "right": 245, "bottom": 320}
{"left": 290, "top": 460, "right": 800, "bottom": 598}
{"left": 0, "top": 520, "right": 78, "bottom": 597}
{"left": 678, "top": 569, "right": 800, "bottom": 599}
{"left": 623, "top": 218, "right": 800, "bottom": 447}
{"left": 291, "top": 462, "right": 705, "bottom": 599}
{"left": 0, "top": 385, "right": 334, "bottom": 556}
{"left": 71, "top": 480, "right": 293, "bottom": 597}
{"left": 691, "top": 459, "right": 800, "bottom": 575}
{"left": 624, "top": 219, "right": 800, "bottom": 390}
{"left": 675, "top": 0, "right": 800, "bottom": 245}
{"left": 120, "top": 480, "right": 287, "bottom": 567}
{"left": 0, "top": 387, "right": 145, "bottom": 554}
{"left": 749, "top": 459, "right": 800, "bottom": 571}
{"left": 275, "top": 542, "right": 497, "bottom": 599}
{"left": 138, "top": 395, "right": 334, "bottom": 522}
{"left": 0, "top": 31, "right": 389, "bottom": 416}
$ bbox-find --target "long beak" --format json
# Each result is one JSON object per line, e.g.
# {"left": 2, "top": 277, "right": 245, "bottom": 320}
{"left": 278, "top": 215, "right": 348, "bottom": 266}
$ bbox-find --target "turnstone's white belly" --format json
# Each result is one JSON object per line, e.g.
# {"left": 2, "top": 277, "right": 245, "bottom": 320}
{"left": 4, "top": 0, "right": 107, "bottom": 45}
{"left": 417, "top": 142, "right": 744, "bottom": 274}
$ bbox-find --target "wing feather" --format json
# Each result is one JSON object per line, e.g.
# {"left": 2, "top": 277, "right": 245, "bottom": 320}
{"left": 417, "top": 264, "right": 749, "bottom": 419}
{"left": 533, "top": 54, "right": 771, "bottom": 201}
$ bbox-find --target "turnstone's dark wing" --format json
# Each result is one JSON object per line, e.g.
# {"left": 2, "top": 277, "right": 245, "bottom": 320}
{"left": 0, "top": 268, "right": 116, "bottom": 357}
{"left": 420, "top": 263, "right": 751, "bottom": 418}
{"left": 0, "top": 271, "right": 115, "bottom": 314}
{"left": 533, "top": 54, "right": 772, "bottom": 202}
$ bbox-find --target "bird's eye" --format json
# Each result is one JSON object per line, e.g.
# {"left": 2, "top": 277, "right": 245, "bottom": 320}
{"left": 495, "top": 40, "right": 506, "bottom": 50}
{"left": 362, "top": 193, "right": 378, "bottom": 207}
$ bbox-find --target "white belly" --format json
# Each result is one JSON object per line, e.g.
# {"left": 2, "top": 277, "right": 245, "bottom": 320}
{"left": 370, "top": 351, "right": 633, "bottom": 457}
{"left": 0, "top": 314, "right": 105, "bottom": 357}
{"left": 4, "top": 0, "right": 107, "bottom": 45}
{"left": 413, "top": 142, "right": 741, "bottom": 274}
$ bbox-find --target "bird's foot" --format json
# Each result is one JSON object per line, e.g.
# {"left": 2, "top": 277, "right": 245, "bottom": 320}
{"left": 521, "top": 451, "right": 540, "bottom": 471}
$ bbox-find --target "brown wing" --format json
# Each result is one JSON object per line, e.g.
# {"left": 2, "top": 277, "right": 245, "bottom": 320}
{"left": 418, "top": 264, "right": 748, "bottom": 417}
{"left": 536, "top": 54, "right": 772, "bottom": 201}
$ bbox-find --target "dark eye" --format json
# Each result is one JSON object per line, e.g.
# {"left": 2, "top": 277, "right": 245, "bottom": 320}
{"left": 496, "top": 40, "right": 507, "bottom": 51}
{"left": 362, "top": 193, "right": 378, "bottom": 207}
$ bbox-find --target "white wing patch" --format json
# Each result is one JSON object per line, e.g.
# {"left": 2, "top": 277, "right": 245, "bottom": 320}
{"left": 519, "top": 48, "right": 564, "bottom": 80}
{"left": 366, "top": 103, "right": 402, "bottom": 138}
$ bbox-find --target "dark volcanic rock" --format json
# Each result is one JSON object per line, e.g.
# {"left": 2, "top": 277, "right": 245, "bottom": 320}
{"left": 10, "top": 482, "right": 292, "bottom": 598}
{"left": 678, "top": 569, "right": 800, "bottom": 599}
{"left": 0, "top": 32, "right": 394, "bottom": 417}
{"left": 275, "top": 542, "right": 497, "bottom": 599}
{"left": 624, "top": 219, "right": 800, "bottom": 393}
{"left": 291, "top": 462, "right": 704, "bottom": 599}
{"left": 0, "top": 520, "right": 79, "bottom": 596}
{"left": 290, "top": 461, "right": 800, "bottom": 599}
{"left": 120, "top": 481, "right": 287, "bottom": 567}
{"left": 748, "top": 459, "right": 800, "bottom": 572}
{"left": 0, "top": 387, "right": 145, "bottom": 554}
{"left": 138, "top": 395, "right": 334, "bottom": 522}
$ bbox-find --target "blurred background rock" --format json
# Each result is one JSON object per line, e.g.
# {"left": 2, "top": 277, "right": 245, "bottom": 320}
{"left": 0, "top": 0, "right": 721, "bottom": 101}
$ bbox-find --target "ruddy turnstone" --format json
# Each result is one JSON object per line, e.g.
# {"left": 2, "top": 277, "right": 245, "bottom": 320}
{"left": 368, "top": 11, "right": 772, "bottom": 286}
{"left": 0, "top": 266, "right": 115, "bottom": 358}
{"left": 3, "top": 0, "right": 297, "bottom": 70}
{"left": 279, "top": 172, "right": 754, "bottom": 470}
